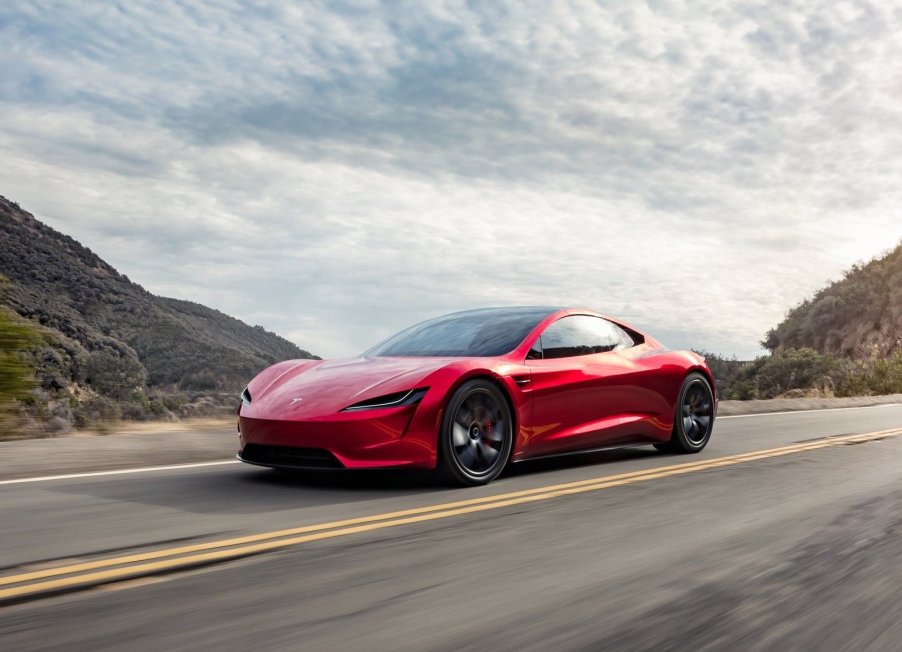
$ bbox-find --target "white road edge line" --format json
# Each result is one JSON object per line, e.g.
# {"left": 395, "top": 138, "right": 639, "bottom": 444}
{"left": 0, "top": 460, "right": 239, "bottom": 486}
{"left": 2, "top": 402, "right": 901, "bottom": 485}
{"left": 719, "top": 403, "right": 902, "bottom": 419}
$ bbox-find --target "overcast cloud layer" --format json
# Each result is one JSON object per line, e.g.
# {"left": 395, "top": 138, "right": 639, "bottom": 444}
{"left": 2, "top": 1, "right": 901, "bottom": 358}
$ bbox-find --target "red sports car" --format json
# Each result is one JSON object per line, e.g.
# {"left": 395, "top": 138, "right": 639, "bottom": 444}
{"left": 237, "top": 307, "right": 716, "bottom": 486}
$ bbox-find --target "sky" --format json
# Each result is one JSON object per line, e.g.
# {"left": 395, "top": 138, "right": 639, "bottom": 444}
{"left": 1, "top": 1, "right": 901, "bottom": 359}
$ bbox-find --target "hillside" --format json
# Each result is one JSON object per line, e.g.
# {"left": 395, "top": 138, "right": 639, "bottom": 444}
{"left": 0, "top": 195, "right": 315, "bottom": 428}
{"left": 710, "top": 243, "right": 902, "bottom": 401}
{"left": 763, "top": 243, "right": 902, "bottom": 358}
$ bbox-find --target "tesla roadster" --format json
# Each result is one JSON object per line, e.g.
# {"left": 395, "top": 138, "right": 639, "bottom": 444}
{"left": 237, "top": 307, "right": 716, "bottom": 485}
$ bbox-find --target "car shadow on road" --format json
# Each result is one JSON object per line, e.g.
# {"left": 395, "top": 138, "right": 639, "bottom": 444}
{"left": 504, "top": 445, "right": 663, "bottom": 478}
{"left": 252, "top": 444, "right": 664, "bottom": 490}
{"left": 246, "top": 467, "right": 442, "bottom": 491}
{"left": 49, "top": 466, "right": 446, "bottom": 516}
{"left": 53, "top": 446, "right": 667, "bottom": 516}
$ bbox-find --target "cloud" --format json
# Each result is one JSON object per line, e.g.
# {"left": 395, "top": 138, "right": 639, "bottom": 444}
{"left": 2, "top": 0, "right": 901, "bottom": 358}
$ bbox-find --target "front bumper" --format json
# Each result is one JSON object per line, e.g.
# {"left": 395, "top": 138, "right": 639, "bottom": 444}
{"left": 238, "top": 444, "right": 344, "bottom": 469}
{"left": 237, "top": 405, "right": 438, "bottom": 469}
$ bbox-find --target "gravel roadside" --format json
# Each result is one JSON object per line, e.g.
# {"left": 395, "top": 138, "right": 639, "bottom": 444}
{"left": 717, "top": 393, "right": 902, "bottom": 416}
{"left": 0, "top": 420, "right": 237, "bottom": 482}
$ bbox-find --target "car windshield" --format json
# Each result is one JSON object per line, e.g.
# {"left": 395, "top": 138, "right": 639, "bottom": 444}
{"left": 364, "top": 307, "right": 558, "bottom": 357}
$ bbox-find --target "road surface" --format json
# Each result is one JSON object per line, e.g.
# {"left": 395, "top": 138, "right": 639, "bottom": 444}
{"left": 2, "top": 404, "right": 902, "bottom": 650}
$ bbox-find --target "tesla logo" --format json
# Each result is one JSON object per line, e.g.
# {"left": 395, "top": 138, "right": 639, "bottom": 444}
{"left": 289, "top": 398, "right": 303, "bottom": 405}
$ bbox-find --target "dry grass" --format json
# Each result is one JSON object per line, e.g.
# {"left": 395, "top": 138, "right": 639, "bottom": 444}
{"left": 72, "top": 417, "right": 235, "bottom": 437}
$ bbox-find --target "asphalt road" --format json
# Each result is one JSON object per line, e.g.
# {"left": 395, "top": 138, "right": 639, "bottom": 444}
{"left": 2, "top": 404, "right": 902, "bottom": 650}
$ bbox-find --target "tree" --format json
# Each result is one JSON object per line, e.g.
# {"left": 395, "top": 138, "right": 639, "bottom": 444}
{"left": 0, "top": 276, "right": 40, "bottom": 423}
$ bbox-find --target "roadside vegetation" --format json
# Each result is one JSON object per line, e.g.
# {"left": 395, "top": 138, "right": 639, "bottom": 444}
{"left": 701, "top": 349, "right": 902, "bottom": 400}
{"left": 0, "top": 280, "right": 40, "bottom": 437}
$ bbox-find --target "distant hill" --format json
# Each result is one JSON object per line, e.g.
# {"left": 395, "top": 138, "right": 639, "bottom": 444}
{"left": 712, "top": 243, "right": 902, "bottom": 401}
{"left": 763, "top": 243, "right": 902, "bottom": 359}
{"left": 0, "top": 195, "right": 315, "bottom": 423}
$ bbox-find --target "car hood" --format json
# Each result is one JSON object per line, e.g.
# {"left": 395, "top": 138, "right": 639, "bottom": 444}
{"left": 249, "top": 356, "right": 453, "bottom": 418}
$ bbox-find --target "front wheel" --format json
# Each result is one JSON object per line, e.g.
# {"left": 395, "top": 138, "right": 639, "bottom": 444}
{"left": 655, "top": 372, "right": 714, "bottom": 454}
{"left": 438, "top": 380, "right": 513, "bottom": 486}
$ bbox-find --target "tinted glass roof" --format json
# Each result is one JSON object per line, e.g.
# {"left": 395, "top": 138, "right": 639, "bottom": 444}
{"left": 364, "top": 306, "right": 563, "bottom": 357}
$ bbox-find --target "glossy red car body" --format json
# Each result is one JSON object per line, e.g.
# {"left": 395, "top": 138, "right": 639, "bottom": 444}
{"left": 237, "top": 308, "right": 717, "bottom": 472}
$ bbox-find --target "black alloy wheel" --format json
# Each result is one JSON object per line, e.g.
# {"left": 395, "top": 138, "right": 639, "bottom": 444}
{"left": 655, "top": 372, "right": 714, "bottom": 454}
{"left": 439, "top": 379, "right": 513, "bottom": 486}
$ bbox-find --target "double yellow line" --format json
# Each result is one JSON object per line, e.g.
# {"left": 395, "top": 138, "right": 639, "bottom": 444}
{"left": 2, "top": 427, "right": 900, "bottom": 604}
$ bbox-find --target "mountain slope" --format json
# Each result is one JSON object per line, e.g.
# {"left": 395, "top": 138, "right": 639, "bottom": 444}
{"left": 763, "top": 243, "right": 902, "bottom": 358}
{"left": 0, "top": 195, "right": 315, "bottom": 401}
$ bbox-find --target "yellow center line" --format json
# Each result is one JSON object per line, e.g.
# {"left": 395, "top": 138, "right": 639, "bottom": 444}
{"left": 1, "top": 427, "right": 900, "bottom": 602}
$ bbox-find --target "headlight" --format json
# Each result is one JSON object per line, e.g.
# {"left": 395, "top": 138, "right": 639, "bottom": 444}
{"left": 341, "top": 387, "right": 428, "bottom": 411}
{"left": 240, "top": 387, "right": 252, "bottom": 406}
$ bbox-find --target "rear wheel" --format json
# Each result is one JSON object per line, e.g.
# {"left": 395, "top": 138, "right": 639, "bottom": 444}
{"left": 654, "top": 372, "right": 714, "bottom": 454}
{"left": 438, "top": 379, "right": 513, "bottom": 486}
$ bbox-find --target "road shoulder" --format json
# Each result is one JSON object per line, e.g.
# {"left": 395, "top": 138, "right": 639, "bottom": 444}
{"left": 0, "top": 420, "right": 236, "bottom": 481}
{"left": 717, "top": 393, "right": 902, "bottom": 416}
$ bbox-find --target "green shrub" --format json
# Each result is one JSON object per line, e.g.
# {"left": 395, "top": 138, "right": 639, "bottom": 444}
{"left": 0, "top": 306, "right": 39, "bottom": 403}
{"left": 718, "top": 348, "right": 902, "bottom": 399}
{"left": 81, "top": 350, "right": 147, "bottom": 401}
{"left": 722, "top": 348, "right": 843, "bottom": 399}
{"left": 837, "top": 352, "right": 902, "bottom": 396}
{"left": 73, "top": 395, "right": 122, "bottom": 428}
{"left": 693, "top": 350, "right": 747, "bottom": 398}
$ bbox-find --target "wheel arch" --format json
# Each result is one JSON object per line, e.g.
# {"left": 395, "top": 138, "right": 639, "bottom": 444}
{"left": 688, "top": 365, "right": 718, "bottom": 403}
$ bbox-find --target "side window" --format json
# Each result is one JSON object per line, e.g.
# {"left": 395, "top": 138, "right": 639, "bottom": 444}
{"left": 538, "top": 315, "right": 633, "bottom": 359}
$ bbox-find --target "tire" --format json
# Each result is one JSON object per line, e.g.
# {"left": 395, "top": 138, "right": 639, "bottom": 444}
{"left": 438, "top": 379, "right": 514, "bottom": 486}
{"left": 654, "top": 372, "right": 714, "bottom": 454}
